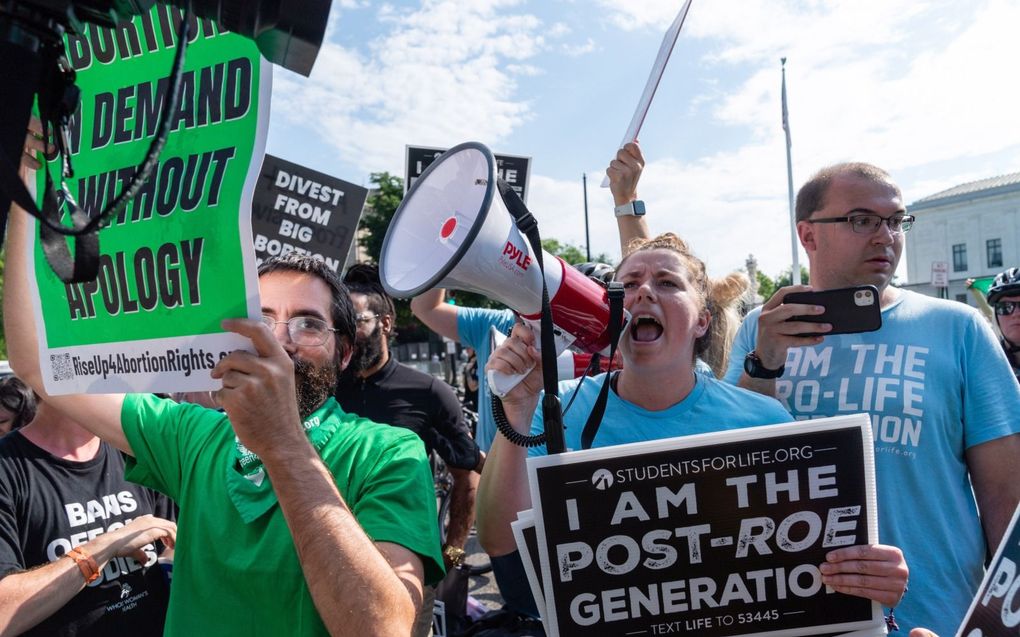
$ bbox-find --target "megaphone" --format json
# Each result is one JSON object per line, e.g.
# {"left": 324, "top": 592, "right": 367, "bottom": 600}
{"left": 379, "top": 141, "right": 629, "bottom": 395}
{"left": 489, "top": 327, "right": 622, "bottom": 381}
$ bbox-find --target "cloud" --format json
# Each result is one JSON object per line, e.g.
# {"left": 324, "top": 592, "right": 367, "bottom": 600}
{"left": 568, "top": 0, "right": 1020, "bottom": 280}
{"left": 562, "top": 38, "right": 597, "bottom": 57}
{"left": 527, "top": 146, "right": 798, "bottom": 280}
{"left": 271, "top": 0, "right": 548, "bottom": 173}
{"left": 267, "top": 0, "right": 1020, "bottom": 284}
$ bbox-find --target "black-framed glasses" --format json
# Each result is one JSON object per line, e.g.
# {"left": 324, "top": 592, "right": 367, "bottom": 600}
{"left": 995, "top": 301, "right": 1019, "bottom": 317}
{"left": 807, "top": 212, "right": 915, "bottom": 234}
{"left": 261, "top": 315, "right": 338, "bottom": 346}
{"left": 354, "top": 313, "right": 380, "bottom": 325}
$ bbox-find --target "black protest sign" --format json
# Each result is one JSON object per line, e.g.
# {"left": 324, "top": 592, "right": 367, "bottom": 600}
{"left": 251, "top": 155, "right": 368, "bottom": 272}
{"left": 955, "top": 504, "right": 1020, "bottom": 636}
{"left": 405, "top": 145, "right": 532, "bottom": 203}
{"left": 526, "top": 415, "right": 882, "bottom": 637}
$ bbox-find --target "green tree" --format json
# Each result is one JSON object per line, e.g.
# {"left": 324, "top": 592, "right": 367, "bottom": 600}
{"left": 756, "top": 270, "right": 778, "bottom": 303}
{"left": 540, "top": 238, "right": 611, "bottom": 266}
{"left": 358, "top": 172, "right": 404, "bottom": 264}
{"left": 756, "top": 266, "right": 810, "bottom": 303}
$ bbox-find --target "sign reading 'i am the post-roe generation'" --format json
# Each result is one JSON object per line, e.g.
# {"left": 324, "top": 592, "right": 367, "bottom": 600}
{"left": 525, "top": 414, "right": 884, "bottom": 637}
{"left": 29, "top": 6, "right": 270, "bottom": 394}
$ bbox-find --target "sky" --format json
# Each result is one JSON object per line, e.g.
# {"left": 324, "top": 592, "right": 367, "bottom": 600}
{"left": 265, "top": 0, "right": 1020, "bottom": 284}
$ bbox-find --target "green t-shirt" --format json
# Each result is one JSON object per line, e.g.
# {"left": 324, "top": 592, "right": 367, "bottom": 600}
{"left": 121, "top": 394, "right": 444, "bottom": 636}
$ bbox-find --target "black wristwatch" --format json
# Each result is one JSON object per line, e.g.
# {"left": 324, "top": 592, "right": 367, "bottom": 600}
{"left": 743, "top": 351, "right": 785, "bottom": 379}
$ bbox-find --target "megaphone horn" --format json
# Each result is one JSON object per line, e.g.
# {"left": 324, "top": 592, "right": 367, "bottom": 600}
{"left": 379, "top": 142, "right": 629, "bottom": 395}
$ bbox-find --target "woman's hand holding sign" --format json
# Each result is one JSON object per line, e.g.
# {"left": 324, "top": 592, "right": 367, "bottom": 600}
{"left": 819, "top": 543, "right": 908, "bottom": 607}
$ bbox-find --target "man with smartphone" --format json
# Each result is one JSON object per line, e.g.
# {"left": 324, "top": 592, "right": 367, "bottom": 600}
{"left": 723, "top": 162, "right": 1020, "bottom": 635}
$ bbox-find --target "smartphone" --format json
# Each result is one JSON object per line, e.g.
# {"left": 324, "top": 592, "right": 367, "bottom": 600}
{"left": 782, "top": 285, "right": 882, "bottom": 336}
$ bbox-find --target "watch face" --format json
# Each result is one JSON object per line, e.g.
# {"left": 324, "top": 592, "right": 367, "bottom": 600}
{"left": 632, "top": 200, "right": 646, "bottom": 216}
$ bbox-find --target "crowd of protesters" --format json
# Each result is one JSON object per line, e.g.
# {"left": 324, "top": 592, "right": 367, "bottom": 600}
{"left": 1, "top": 116, "right": 1018, "bottom": 637}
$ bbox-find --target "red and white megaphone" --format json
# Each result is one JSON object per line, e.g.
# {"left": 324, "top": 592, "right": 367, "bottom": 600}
{"left": 379, "top": 141, "right": 629, "bottom": 396}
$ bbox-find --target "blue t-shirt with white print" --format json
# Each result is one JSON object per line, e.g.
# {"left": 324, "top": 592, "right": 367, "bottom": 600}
{"left": 526, "top": 370, "right": 792, "bottom": 456}
{"left": 724, "top": 289, "right": 1020, "bottom": 636}
{"left": 457, "top": 306, "right": 516, "bottom": 452}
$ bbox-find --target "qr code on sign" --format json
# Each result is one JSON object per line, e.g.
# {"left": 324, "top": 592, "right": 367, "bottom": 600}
{"left": 51, "top": 353, "right": 72, "bottom": 382}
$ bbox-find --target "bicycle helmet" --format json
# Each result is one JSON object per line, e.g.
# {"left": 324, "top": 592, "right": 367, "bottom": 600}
{"left": 573, "top": 261, "right": 615, "bottom": 285}
{"left": 987, "top": 267, "right": 1020, "bottom": 304}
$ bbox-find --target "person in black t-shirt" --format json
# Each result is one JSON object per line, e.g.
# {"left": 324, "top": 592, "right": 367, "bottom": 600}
{"left": 336, "top": 267, "right": 483, "bottom": 553}
{"left": 0, "top": 399, "right": 177, "bottom": 636}
{"left": 337, "top": 266, "right": 484, "bottom": 637}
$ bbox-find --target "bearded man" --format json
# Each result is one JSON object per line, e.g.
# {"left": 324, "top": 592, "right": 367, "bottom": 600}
{"left": 335, "top": 266, "right": 482, "bottom": 566}
{"left": 4, "top": 176, "right": 443, "bottom": 636}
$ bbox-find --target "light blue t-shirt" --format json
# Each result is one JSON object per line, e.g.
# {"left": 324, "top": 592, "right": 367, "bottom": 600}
{"left": 724, "top": 289, "right": 1020, "bottom": 635}
{"left": 457, "top": 306, "right": 516, "bottom": 452}
{"left": 526, "top": 370, "right": 793, "bottom": 455}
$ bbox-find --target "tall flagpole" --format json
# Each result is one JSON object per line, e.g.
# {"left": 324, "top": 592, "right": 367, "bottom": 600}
{"left": 582, "top": 173, "right": 591, "bottom": 261}
{"left": 782, "top": 57, "right": 801, "bottom": 285}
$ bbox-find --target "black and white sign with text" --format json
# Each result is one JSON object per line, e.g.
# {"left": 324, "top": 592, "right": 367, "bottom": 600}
{"left": 955, "top": 502, "right": 1020, "bottom": 636}
{"left": 405, "top": 145, "right": 531, "bottom": 203}
{"left": 526, "top": 414, "right": 882, "bottom": 637}
{"left": 251, "top": 155, "right": 369, "bottom": 273}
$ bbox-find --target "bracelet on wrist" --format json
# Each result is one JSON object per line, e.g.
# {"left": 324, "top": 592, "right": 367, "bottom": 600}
{"left": 66, "top": 546, "right": 100, "bottom": 584}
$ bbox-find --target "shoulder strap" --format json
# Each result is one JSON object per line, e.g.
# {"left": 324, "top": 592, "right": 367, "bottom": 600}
{"left": 496, "top": 178, "right": 565, "bottom": 453}
{"left": 580, "top": 282, "right": 625, "bottom": 449}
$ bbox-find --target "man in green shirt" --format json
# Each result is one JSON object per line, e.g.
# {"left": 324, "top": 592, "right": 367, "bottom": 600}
{"left": 4, "top": 153, "right": 443, "bottom": 635}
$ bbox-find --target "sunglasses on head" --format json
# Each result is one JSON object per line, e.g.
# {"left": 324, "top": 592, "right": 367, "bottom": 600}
{"left": 995, "top": 301, "right": 1019, "bottom": 316}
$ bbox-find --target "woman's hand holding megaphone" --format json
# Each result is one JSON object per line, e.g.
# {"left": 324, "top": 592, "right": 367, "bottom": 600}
{"left": 485, "top": 323, "right": 544, "bottom": 431}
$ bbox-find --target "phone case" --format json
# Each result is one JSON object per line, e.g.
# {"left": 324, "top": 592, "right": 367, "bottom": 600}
{"left": 782, "top": 285, "right": 882, "bottom": 335}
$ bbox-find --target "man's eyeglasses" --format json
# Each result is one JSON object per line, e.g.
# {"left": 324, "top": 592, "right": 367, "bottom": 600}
{"left": 354, "top": 313, "right": 380, "bottom": 325}
{"left": 995, "top": 301, "right": 1019, "bottom": 317}
{"left": 807, "top": 213, "right": 915, "bottom": 234}
{"left": 261, "top": 315, "right": 338, "bottom": 346}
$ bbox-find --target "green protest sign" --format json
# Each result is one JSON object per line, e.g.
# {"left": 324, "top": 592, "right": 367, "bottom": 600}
{"left": 28, "top": 7, "right": 269, "bottom": 394}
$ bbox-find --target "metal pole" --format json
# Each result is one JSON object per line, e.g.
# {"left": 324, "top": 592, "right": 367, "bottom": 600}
{"left": 782, "top": 58, "right": 801, "bottom": 284}
{"left": 583, "top": 173, "right": 591, "bottom": 261}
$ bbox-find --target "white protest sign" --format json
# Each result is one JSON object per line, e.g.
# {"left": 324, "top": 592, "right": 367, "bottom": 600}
{"left": 601, "top": 0, "right": 693, "bottom": 187}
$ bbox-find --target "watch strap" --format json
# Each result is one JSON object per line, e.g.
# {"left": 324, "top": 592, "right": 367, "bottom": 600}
{"left": 744, "top": 351, "right": 785, "bottom": 379}
{"left": 614, "top": 200, "right": 646, "bottom": 217}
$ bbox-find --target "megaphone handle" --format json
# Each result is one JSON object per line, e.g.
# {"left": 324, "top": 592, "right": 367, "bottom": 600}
{"left": 486, "top": 367, "right": 532, "bottom": 399}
